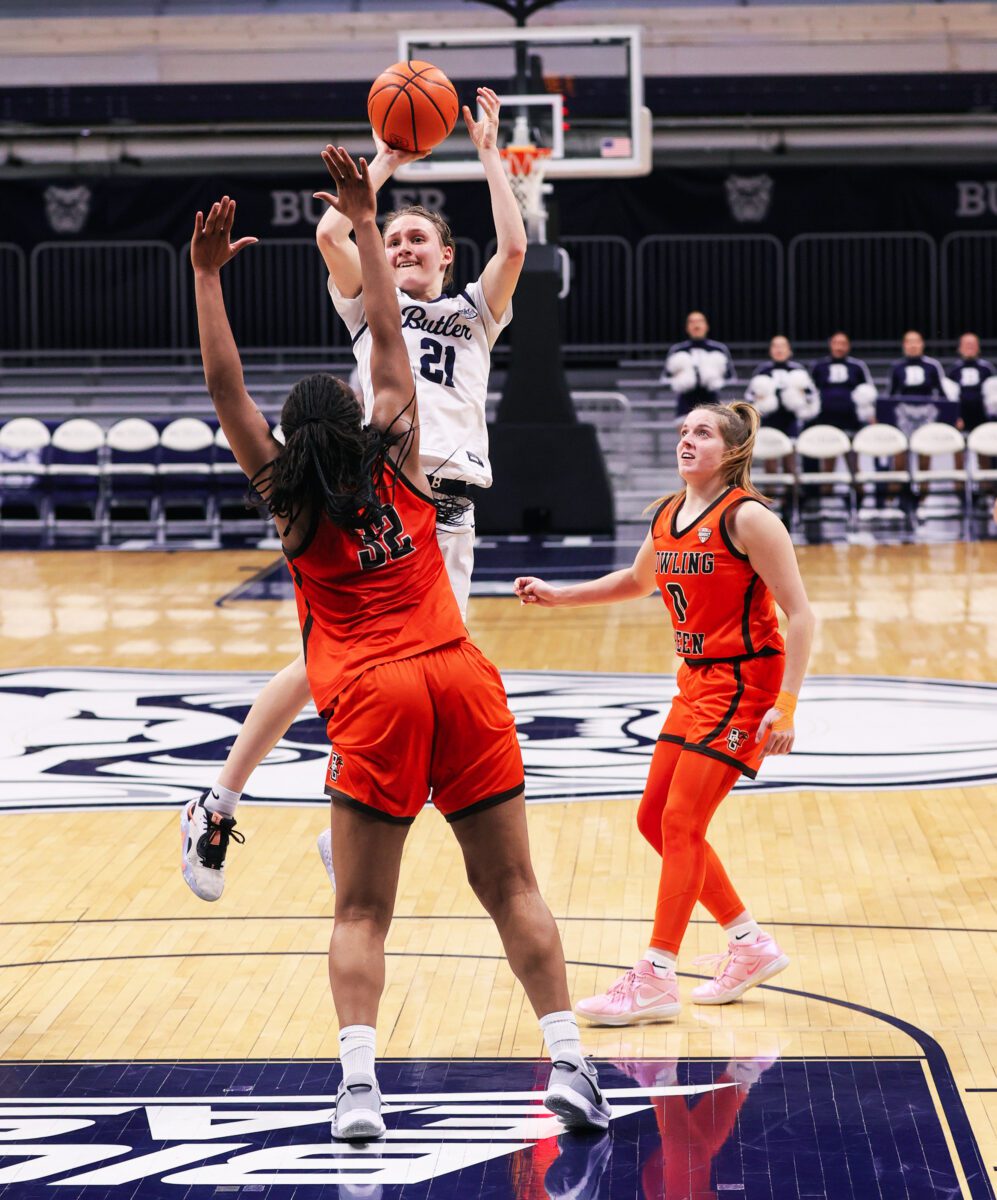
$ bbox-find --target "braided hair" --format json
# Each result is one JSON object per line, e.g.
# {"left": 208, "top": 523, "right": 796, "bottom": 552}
{"left": 252, "top": 373, "right": 397, "bottom": 538}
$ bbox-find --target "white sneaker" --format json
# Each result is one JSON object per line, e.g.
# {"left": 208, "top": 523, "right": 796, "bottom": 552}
{"left": 317, "top": 827, "right": 336, "bottom": 891}
{"left": 180, "top": 792, "right": 244, "bottom": 902}
{"left": 331, "top": 1072, "right": 384, "bottom": 1141}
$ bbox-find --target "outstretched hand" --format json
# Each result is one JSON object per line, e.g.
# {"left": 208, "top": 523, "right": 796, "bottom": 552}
{"left": 190, "top": 197, "right": 258, "bottom": 274}
{"left": 372, "top": 129, "right": 431, "bottom": 166}
{"left": 314, "top": 145, "right": 376, "bottom": 224}
{"left": 756, "top": 707, "right": 794, "bottom": 757}
{"left": 462, "top": 87, "right": 500, "bottom": 153}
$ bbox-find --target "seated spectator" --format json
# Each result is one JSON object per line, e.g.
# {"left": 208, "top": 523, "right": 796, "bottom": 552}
{"left": 661, "top": 311, "right": 735, "bottom": 416}
{"left": 948, "top": 332, "right": 997, "bottom": 431}
{"left": 888, "top": 330, "right": 960, "bottom": 432}
{"left": 810, "top": 331, "right": 876, "bottom": 434}
{"left": 745, "top": 335, "right": 820, "bottom": 436}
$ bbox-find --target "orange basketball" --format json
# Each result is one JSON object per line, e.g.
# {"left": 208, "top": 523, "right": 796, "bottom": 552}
{"left": 367, "top": 60, "right": 459, "bottom": 153}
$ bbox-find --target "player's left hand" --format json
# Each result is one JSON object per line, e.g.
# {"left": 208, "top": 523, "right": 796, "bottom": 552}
{"left": 757, "top": 707, "right": 794, "bottom": 757}
{"left": 463, "top": 87, "right": 500, "bottom": 153}
{"left": 314, "top": 145, "right": 376, "bottom": 223}
{"left": 190, "top": 197, "right": 259, "bottom": 274}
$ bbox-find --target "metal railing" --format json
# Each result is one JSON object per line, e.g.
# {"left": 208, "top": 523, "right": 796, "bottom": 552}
{"left": 30, "top": 241, "right": 179, "bottom": 351}
{"left": 0, "top": 244, "right": 27, "bottom": 352}
{"left": 940, "top": 232, "right": 997, "bottom": 341}
{"left": 788, "top": 232, "right": 937, "bottom": 343}
{"left": 636, "top": 234, "right": 784, "bottom": 346}
{"left": 560, "top": 236, "right": 635, "bottom": 349}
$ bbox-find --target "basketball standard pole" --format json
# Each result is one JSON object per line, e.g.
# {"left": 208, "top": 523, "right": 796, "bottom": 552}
{"left": 463, "top": 0, "right": 615, "bottom": 535}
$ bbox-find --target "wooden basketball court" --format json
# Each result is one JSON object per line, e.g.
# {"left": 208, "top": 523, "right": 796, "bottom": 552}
{"left": 0, "top": 540, "right": 994, "bottom": 1198}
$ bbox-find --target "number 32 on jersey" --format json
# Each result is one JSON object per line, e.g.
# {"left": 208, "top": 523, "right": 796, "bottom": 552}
{"left": 357, "top": 504, "right": 414, "bottom": 571}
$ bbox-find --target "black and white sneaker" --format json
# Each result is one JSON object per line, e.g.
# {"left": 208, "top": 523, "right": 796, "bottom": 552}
{"left": 544, "top": 1054, "right": 612, "bottom": 1131}
{"left": 331, "top": 1072, "right": 385, "bottom": 1141}
{"left": 180, "top": 792, "right": 245, "bottom": 902}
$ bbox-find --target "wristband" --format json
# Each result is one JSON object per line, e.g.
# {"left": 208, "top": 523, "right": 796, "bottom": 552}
{"left": 771, "top": 690, "right": 797, "bottom": 732}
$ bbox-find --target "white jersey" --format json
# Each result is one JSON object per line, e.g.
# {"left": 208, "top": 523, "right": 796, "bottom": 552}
{"left": 328, "top": 275, "right": 511, "bottom": 488}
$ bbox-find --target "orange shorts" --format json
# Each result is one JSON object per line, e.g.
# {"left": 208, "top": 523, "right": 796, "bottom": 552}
{"left": 659, "top": 653, "right": 785, "bottom": 778}
{"left": 323, "top": 640, "right": 524, "bottom": 824}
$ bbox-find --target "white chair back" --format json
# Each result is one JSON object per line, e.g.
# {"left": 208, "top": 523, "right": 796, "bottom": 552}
{"left": 106, "top": 418, "right": 159, "bottom": 454}
{"left": 851, "top": 423, "right": 908, "bottom": 458}
{"left": 0, "top": 417, "right": 50, "bottom": 453}
{"left": 160, "top": 417, "right": 214, "bottom": 453}
{"left": 794, "top": 424, "right": 852, "bottom": 461}
{"left": 967, "top": 421, "right": 997, "bottom": 457}
{"left": 51, "top": 418, "right": 105, "bottom": 454}
{"left": 752, "top": 427, "right": 794, "bottom": 460}
{"left": 908, "top": 422, "right": 965, "bottom": 457}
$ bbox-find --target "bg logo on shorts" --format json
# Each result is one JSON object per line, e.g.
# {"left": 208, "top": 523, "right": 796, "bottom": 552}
{"left": 327, "top": 751, "right": 344, "bottom": 785}
{"left": 726, "top": 728, "right": 748, "bottom": 752}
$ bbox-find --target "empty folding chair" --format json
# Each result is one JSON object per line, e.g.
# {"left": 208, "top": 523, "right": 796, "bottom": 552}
{"left": 751, "top": 426, "right": 796, "bottom": 527}
{"left": 0, "top": 417, "right": 51, "bottom": 541}
{"left": 793, "top": 424, "right": 854, "bottom": 526}
{"left": 48, "top": 417, "right": 106, "bottom": 543}
{"left": 213, "top": 424, "right": 269, "bottom": 539}
{"left": 851, "top": 423, "right": 911, "bottom": 528}
{"left": 158, "top": 416, "right": 217, "bottom": 542}
{"left": 967, "top": 422, "right": 997, "bottom": 530}
{"left": 102, "top": 417, "right": 161, "bottom": 544}
{"left": 908, "top": 421, "right": 968, "bottom": 529}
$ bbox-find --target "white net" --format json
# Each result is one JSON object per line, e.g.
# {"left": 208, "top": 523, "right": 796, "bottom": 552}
{"left": 500, "top": 145, "right": 552, "bottom": 243}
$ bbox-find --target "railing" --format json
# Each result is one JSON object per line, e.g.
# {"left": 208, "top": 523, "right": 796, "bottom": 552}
{"left": 636, "top": 234, "right": 784, "bottom": 346}
{"left": 30, "top": 241, "right": 179, "bottom": 351}
{"left": 940, "top": 232, "right": 997, "bottom": 341}
{"left": 2, "top": 230, "right": 986, "bottom": 356}
{"left": 788, "top": 232, "right": 937, "bottom": 343}
{"left": 0, "top": 244, "right": 27, "bottom": 352}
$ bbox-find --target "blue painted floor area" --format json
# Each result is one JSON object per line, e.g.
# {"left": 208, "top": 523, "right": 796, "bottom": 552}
{"left": 0, "top": 1057, "right": 961, "bottom": 1197}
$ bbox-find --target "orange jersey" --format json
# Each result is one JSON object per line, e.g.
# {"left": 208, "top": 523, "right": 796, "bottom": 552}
{"left": 651, "top": 486, "right": 784, "bottom": 664}
{"left": 286, "top": 459, "right": 465, "bottom": 716}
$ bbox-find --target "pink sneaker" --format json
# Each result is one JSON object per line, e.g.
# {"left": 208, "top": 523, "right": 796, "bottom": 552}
{"left": 575, "top": 960, "right": 681, "bottom": 1026}
{"left": 691, "top": 934, "right": 790, "bottom": 1005}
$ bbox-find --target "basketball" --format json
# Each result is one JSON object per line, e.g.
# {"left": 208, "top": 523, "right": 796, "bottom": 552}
{"left": 367, "top": 60, "right": 459, "bottom": 153}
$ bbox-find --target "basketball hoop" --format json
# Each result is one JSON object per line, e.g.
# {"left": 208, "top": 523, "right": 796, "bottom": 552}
{"left": 499, "top": 144, "right": 552, "bottom": 243}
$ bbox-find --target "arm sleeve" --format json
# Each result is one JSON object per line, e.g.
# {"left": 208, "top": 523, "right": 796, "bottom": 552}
{"left": 465, "top": 277, "right": 512, "bottom": 349}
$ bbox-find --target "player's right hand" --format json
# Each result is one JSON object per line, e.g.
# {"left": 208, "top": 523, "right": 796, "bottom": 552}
{"left": 514, "top": 576, "right": 559, "bottom": 606}
{"left": 372, "top": 130, "right": 431, "bottom": 165}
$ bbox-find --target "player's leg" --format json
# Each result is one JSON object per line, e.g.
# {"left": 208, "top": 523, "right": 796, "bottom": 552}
{"left": 449, "top": 794, "right": 611, "bottom": 1130}
{"left": 327, "top": 799, "right": 409, "bottom": 1140}
{"left": 182, "top": 651, "right": 311, "bottom": 900}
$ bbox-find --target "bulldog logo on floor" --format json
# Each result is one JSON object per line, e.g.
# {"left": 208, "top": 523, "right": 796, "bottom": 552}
{"left": 1, "top": 668, "right": 996, "bottom": 812}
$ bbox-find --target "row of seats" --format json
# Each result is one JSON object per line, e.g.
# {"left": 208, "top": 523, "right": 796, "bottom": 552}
{"left": 753, "top": 421, "right": 997, "bottom": 530}
{"left": 0, "top": 416, "right": 266, "bottom": 545}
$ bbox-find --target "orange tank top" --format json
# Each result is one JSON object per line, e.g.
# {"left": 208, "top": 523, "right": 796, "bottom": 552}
{"left": 651, "top": 485, "right": 784, "bottom": 664}
{"left": 285, "top": 459, "right": 465, "bottom": 716}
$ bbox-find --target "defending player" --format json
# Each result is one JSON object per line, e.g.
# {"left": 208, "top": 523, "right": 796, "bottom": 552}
{"left": 515, "top": 401, "right": 815, "bottom": 1022}
{"left": 190, "top": 159, "right": 609, "bottom": 1137}
{"left": 182, "top": 89, "right": 525, "bottom": 900}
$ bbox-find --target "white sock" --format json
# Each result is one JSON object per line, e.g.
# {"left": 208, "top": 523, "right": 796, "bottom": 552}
{"left": 339, "top": 1024, "right": 377, "bottom": 1079}
{"left": 205, "top": 783, "right": 241, "bottom": 817}
{"left": 539, "top": 1011, "right": 582, "bottom": 1061}
{"left": 644, "top": 947, "right": 677, "bottom": 976}
{"left": 726, "top": 916, "right": 764, "bottom": 945}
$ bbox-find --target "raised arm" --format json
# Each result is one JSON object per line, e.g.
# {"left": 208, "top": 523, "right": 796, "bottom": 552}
{"left": 514, "top": 530, "right": 657, "bottom": 607}
{"left": 190, "top": 197, "right": 280, "bottom": 480}
{"left": 469, "top": 89, "right": 528, "bottom": 321}
{"left": 315, "top": 138, "right": 427, "bottom": 299}
{"left": 315, "top": 147, "right": 422, "bottom": 476}
{"left": 727, "top": 501, "right": 816, "bottom": 756}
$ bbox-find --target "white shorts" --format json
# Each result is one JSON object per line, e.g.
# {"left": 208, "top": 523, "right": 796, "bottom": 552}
{"left": 436, "top": 502, "right": 475, "bottom": 623}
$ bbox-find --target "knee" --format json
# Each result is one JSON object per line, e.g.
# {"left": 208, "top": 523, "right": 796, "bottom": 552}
{"left": 661, "top": 806, "right": 702, "bottom": 852}
{"left": 636, "top": 800, "right": 663, "bottom": 852}
{"left": 333, "top": 897, "right": 394, "bottom": 939}
{"left": 466, "top": 862, "right": 537, "bottom": 915}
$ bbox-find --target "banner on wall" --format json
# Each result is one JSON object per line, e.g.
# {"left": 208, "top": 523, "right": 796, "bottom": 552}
{"left": 2, "top": 165, "right": 996, "bottom": 252}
